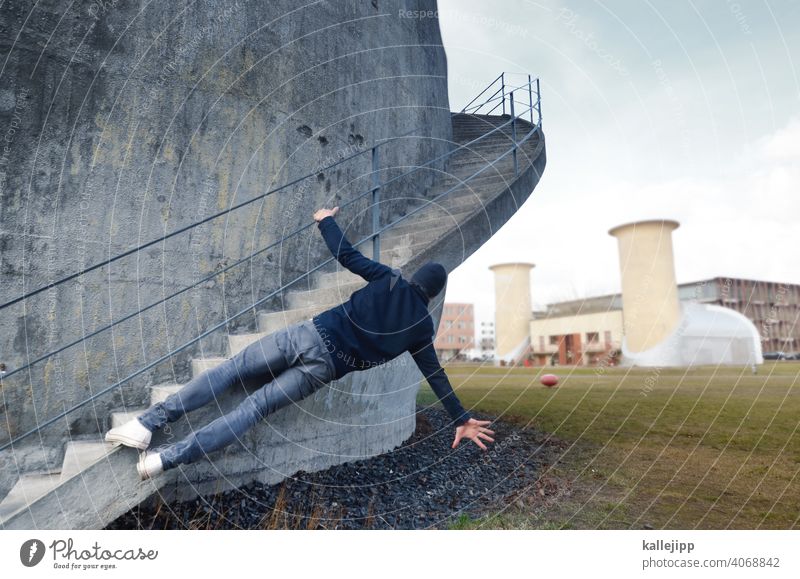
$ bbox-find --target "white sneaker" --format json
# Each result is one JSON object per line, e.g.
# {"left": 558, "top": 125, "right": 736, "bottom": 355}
{"left": 137, "top": 450, "right": 164, "bottom": 480}
{"left": 105, "top": 417, "right": 153, "bottom": 450}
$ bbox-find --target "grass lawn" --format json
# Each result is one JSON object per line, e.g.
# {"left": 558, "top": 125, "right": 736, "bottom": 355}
{"left": 417, "top": 361, "right": 800, "bottom": 530}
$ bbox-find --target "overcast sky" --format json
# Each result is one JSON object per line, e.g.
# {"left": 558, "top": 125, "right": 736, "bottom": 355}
{"left": 435, "top": 0, "right": 800, "bottom": 329}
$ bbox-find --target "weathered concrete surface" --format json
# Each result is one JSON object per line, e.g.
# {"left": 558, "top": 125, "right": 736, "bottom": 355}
{"left": 0, "top": 0, "right": 452, "bottom": 496}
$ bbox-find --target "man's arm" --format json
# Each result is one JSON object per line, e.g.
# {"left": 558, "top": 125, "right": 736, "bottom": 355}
{"left": 410, "top": 338, "right": 472, "bottom": 427}
{"left": 313, "top": 208, "right": 392, "bottom": 282}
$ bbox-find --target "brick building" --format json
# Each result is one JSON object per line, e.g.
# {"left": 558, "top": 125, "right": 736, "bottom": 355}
{"left": 434, "top": 303, "right": 475, "bottom": 361}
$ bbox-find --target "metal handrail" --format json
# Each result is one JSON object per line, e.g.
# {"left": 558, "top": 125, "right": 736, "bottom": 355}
{"left": 0, "top": 72, "right": 542, "bottom": 451}
{"left": 462, "top": 80, "right": 532, "bottom": 110}
{"left": 460, "top": 72, "right": 505, "bottom": 113}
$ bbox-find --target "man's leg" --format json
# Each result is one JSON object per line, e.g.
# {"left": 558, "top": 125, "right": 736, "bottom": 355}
{"left": 157, "top": 320, "right": 335, "bottom": 470}
{"left": 157, "top": 365, "right": 329, "bottom": 470}
{"left": 136, "top": 325, "right": 293, "bottom": 433}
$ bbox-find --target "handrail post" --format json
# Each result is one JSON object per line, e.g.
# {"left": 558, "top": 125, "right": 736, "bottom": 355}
{"left": 501, "top": 72, "right": 506, "bottom": 116}
{"left": 536, "top": 77, "right": 542, "bottom": 125}
{"left": 371, "top": 146, "right": 381, "bottom": 260}
{"left": 528, "top": 74, "right": 534, "bottom": 124}
{"left": 510, "top": 91, "right": 518, "bottom": 177}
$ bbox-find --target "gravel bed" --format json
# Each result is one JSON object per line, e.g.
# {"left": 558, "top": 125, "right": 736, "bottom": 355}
{"left": 106, "top": 405, "right": 568, "bottom": 530}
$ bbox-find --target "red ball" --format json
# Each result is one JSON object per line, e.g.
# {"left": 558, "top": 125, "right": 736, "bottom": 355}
{"left": 541, "top": 374, "right": 559, "bottom": 387}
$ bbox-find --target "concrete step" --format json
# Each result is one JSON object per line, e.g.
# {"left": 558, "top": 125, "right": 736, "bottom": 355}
{"left": 429, "top": 171, "right": 510, "bottom": 195}
{"left": 312, "top": 268, "right": 365, "bottom": 287}
{"left": 287, "top": 279, "right": 367, "bottom": 310}
{"left": 448, "top": 153, "right": 517, "bottom": 172}
{"left": 453, "top": 125, "right": 528, "bottom": 137}
{"left": 448, "top": 139, "right": 520, "bottom": 158}
{"left": 447, "top": 152, "right": 518, "bottom": 171}
{"left": 452, "top": 128, "right": 519, "bottom": 141}
{"left": 393, "top": 178, "right": 504, "bottom": 216}
{"left": 448, "top": 153, "right": 524, "bottom": 174}
{"left": 371, "top": 221, "right": 453, "bottom": 252}
{"left": 381, "top": 208, "right": 473, "bottom": 237}
{"left": 385, "top": 223, "right": 446, "bottom": 247}
{"left": 380, "top": 238, "right": 432, "bottom": 264}
{"left": 0, "top": 472, "right": 61, "bottom": 521}
{"left": 192, "top": 357, "right": 227, "bottom": 376}
{"left": 413, "top": 189, "right": 495, "bottom": 214}
{"left": 257, "top": 308, "right": 318, "bottom": 334}
{"left": 434, "top": 178, "right": 509, "bottom": 202}
{"left": 151, "top": 383, "right": 183, "bottom": 405}
{"left": 378, "top": 187, "right": 491, "bottom": 227}
{"left": 452, "top": 114, "right": 516, "bottom": 127}
{"left": 228, "top": 332, "right": 267, "bottom": 356}
{"left": 445, "top": 165, "right": 516, "bottom": 185}
{"left": 453, "top": 130, "right": 537, "bottom": 148}
{"left": 452, "top": 113, "right": 534, "bottom": 130}
{"left": 110, "top": 409, "right": 145, "bottom": 429}
{"left": 375, "top": 199, "right": 491, "bottom": 257}
{"left": 447, "top": 170, "right": 515, "bottom": 187}
{"left": 60, "top": 440, "right": 116, "bottom": 482}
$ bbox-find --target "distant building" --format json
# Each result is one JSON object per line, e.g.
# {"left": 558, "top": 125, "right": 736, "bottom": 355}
{"left": 530, "top": 309, "right": 623, "bottom": 367}
{"left": 679, "top": 278, "right": 799, "bottom": 355}
{"left": 479, "top": 321, "right": 496, "bottom": 358}
{"left": 434, "top": 303, "right": 475, "bottom": 361}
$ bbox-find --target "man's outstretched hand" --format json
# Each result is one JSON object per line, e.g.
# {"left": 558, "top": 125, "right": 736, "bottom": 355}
{"left": 313, "top": 206, "right": 339, "bottom": 222}
{"left": 452, "top": 418, "right": 496, "bottom": 451}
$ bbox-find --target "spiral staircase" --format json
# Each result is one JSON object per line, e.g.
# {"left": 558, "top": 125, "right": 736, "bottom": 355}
{"left": 0, "top": 77, "right": 546, "bottom": 529}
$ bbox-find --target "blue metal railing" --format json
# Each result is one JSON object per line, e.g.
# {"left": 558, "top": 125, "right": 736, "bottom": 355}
{"left": 0, "top": 72, "right": 542, "bottom": 452}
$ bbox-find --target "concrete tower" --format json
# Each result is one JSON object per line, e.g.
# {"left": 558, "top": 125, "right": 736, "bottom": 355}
{"left": 490, "top": 262, "right": 534, "bottom": 363}
{"left": 608, "top": 219, "right": 681, "bottom": 353}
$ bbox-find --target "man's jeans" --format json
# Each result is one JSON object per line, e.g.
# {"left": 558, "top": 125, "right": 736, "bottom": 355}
{"left": 136, "top": 319, "right": 336, "bottom": 470}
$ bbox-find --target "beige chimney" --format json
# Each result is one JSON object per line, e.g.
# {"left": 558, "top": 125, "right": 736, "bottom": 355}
{"left": 608, "top": 219, "right": 681, "bottom": 353}
{"left": 489, "top": 262, "right": 534, "bottom": 361}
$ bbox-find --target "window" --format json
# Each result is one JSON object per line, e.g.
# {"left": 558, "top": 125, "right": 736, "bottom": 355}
{"left": 586, "top": 332, "right": 599, "bottom": 342}
{"left": 549, "top": 335, "right": 559, "bottom": 345}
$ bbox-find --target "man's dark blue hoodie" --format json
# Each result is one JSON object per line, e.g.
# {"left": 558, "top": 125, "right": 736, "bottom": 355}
{"left": 312, "top": 216, "right": 472, "bottom": 427}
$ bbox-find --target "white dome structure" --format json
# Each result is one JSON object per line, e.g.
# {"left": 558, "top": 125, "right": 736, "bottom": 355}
{"left": 621, "top": 301, "right": 764, "bottom": 367}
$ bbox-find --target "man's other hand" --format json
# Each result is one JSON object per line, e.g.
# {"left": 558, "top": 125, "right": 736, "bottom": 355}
{"left": 452, "top": 418, "right": 496, "bottom": 451}
{"left": 313, "top": 206, "right": 339, "bottom": 222}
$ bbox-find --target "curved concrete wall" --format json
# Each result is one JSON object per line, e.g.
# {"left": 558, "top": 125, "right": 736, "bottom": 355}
{"left": 0, "top": 1, "right": 451, "bottom": 461}
{"left": 608, "top": 219, "right": 682, "bottom": 353}
{"left": 490, "top": 262, "right": 534, "bottom": 363}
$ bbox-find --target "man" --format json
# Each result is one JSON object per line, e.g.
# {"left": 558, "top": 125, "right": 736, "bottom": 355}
{"left": 105, "top": 206, "right": 495, "bottom": 480}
